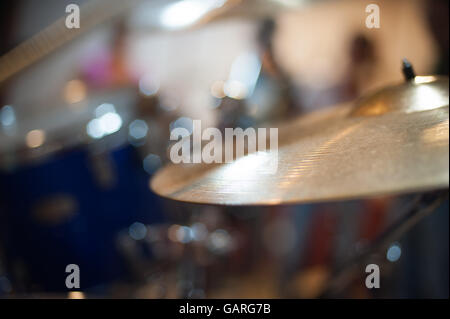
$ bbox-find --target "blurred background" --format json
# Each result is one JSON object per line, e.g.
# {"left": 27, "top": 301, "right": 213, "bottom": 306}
{"left": 0, "top": 0, "right": 448, "bottom": 298}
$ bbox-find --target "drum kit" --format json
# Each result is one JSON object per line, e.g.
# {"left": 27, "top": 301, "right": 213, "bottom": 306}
{"left": 0, "top": 0, "right": 448, "bottom": 298}
{"left": 150, "top": 59, "right": 449, "bottom": 297}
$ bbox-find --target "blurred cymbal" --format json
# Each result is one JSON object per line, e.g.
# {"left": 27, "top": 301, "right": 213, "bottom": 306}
{"left": 0, "top": 0, "right": 314, "bottom": 85}
{"left": 151, "top": 75, "right": 449, "bottom": 205}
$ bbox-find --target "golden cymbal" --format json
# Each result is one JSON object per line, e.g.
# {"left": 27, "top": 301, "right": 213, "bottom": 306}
{"left": 151, "top": 75, "right": 449, "bottom": 205}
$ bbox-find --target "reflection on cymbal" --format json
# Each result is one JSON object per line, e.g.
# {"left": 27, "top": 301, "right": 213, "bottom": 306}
{"left": 151, "top": 76, "right": 449, "bottom": 206}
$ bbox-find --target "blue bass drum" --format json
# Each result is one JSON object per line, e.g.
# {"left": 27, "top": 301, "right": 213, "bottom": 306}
{"left": 0, "top": 89, "right": 165, "bottom": 292}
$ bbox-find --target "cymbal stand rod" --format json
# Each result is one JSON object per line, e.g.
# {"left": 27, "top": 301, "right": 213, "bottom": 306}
{"left": 319, "top": 189, "right": 449, "bottom": 297}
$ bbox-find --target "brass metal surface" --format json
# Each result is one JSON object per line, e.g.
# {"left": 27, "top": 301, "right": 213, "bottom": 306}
{"left": 151, "top": 76, "right": 449, "bottom": 205}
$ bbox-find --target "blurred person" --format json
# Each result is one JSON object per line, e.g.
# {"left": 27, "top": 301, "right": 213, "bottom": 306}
{"left": 216, "top": 18, "right": 298, "bottom": 130}
{"left": 80, "top": 19, "right": 134, "bottom": 88}
{"left": 341, "top": 34, "right": 377, "bottom": 101}
{"left": 425, "top": 0, "right": 449, "bottom": 75}
{"left": 248, "top": 18, "right": 298, "bottom": 123}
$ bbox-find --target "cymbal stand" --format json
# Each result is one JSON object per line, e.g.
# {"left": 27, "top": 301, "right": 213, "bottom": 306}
{"left": 319, "top": 189, "right": 449, "bottom": 297}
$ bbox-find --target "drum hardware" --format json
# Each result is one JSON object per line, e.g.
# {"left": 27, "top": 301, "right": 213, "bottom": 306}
{"left": 319, "top": 189, "right": 449, "bottom": 297}
{"left": 31, "top": 194, "right": 79, "bottom": 226}
{"left": 88, "top": 151, "right": 118, "bottom": 190}
{"left": 402, "top": 58, "right": 416, "bottom": 81}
